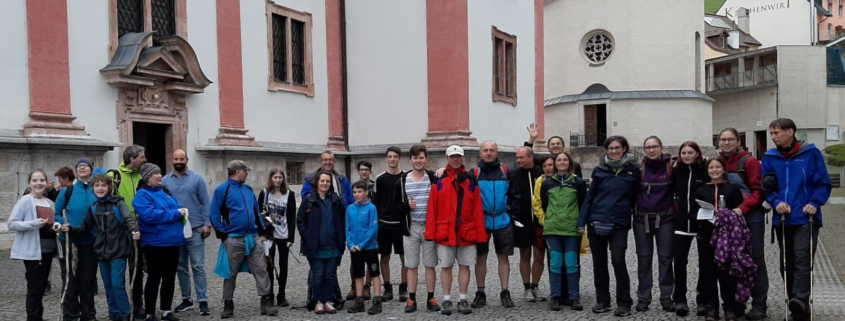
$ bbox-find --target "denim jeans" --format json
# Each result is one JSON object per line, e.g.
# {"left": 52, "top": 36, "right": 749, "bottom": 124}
{"left": 546, "top": 235, "right": 582, "bottom": 300}
{"left": 308, "top": 256, "right": 341, "bottom": 303}
{"left": 99, "top": 258, "right": 131, "bottom": 316}
{"left": 178, "top": 226, "right": 208, "bottom": 302}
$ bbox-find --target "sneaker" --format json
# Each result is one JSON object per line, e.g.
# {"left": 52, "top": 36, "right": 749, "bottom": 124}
{"left": 398, "top": 283, "right": 408, "bottom": 302}
{"left": 788, "top": 299, "right": 809, "bottom": 321}
{"left": 592, "top": 302, "right": 612, "bottom": 314}
{"left": 571, "top": 300, "right": 584, "bottom": 311}
{"left": 614, "top": 306, "right": 632, "bottom": 317}
{"left": 324, "top": 302, "right": 337, "bottom": 314}
{"left": 427, "top": 298, "right": 441, "bottom": 312}
{"left": 661, "top": 299, "right": 676, "bottom": 312}
{"left": 500, "top": 289, "right": 516, "bottom": 308}
{"left": 532, "top": 287, "right": 547, "bottom": 302}
{"left": 160, "top": 312, "right": 179, "bottom": 321}
{"left": 175, "top": 300, "right": 194, "bottom": 312}
{"left": 145, "top": 316, "right": 158, "bottom": 321}
{"left": 705, "top": 307, "right": 720, "bottom": 321}
{"left": 471, "top": 291, "right": 486, "bottom": 308}
{"left": 367, "top": 297, "right": 383, "bottom": 315}
{"left": 198, "top": 302, "right": 210, "bottom": 316}
{"left": 635, "top": 301, "right": 650, "bottom": 312}
{"left": 314, "top": 302, "right": 325, "bottom": 315}
{"left": 524, "top": 289, "right": 534, "bottom": 302}
{"left": 404, "top": 299, "right": 417, "bottom": 313}
{"left": 744, "top": 307, "right": 768, "bottom": 320}
{"left": 725, "top": 311, "right": 738, "bottom": 321}
{"left": 440, "top": 300, "right": 453, "bottom": 316}
{"left": 675, "top": 302, "right": 690, "bottom": 317}
{"left": 347, "top": 297, "right": 365, "bottom": 313}
{"left": 549, "top": 297, "right": 562, "bottom": 311}
{"left": 457, "top": 299, "right": 472, "bottom": 314}
{"left": 346, "top": 287, "right": 357, "bottom": 301}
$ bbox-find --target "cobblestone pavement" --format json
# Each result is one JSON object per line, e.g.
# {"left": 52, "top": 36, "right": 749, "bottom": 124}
{"left": 2, "top": 223, "right": 843, "bottom": 321}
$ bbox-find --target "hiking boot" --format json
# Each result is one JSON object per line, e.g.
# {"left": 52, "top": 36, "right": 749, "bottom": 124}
{"left": 367, "top": 297, "right": 383, "bottom": 315}
{"left": 661, "top": 299, "right": 676, "bottom": 312}
{"left": 614, "top": 306, "right": 632, "bottom": 317}
{"left": 562, "top": 296, "right": 573, "bottom": 306}
{"left": 220, "top": 300, "right": 234, "bottom": 319}
{"left": 175, "top": 299, "right": 194, "bottom": 312}
{"left": 788, "top": 299, "right": 809, "bottom": 321}
{"left": 549, "top": 297, "right": 562, "bottom": 311}
{"left": 571, "top": 300, "right": 584, "bottom": 311}
{"left": 347, "top": 297, "right": 365, "bottom": 313}
{"left": 198, "top": 302, "right": 210, "bottom": 316}
{"left": 134, "top": 307, "right": 146, "bottom": 320}
{"left": 398, "top": 283, "right": 408, "bottom": 302}
{"left": 382, "top": 285, "right": 394, "bottom": 301}
{"left": 744, "top": 307, "right": 768, "bottom": 320}
{"left": 471, "top": 291, "right": 486, "bottom": 308}
{"left": 324, "top": 302, "right": 337, "bottom": 314}
{"left": 725, "top": 311, "right": 739, "bottom": 321}
{"left": 440, "top": 300, "right": 453, "bottom": 316}
{"left": 592, "top": 302, "right": 612, "bottom": 314}
{"left": 427, "top": 298, "right": 441, "bottom": 312}
{"left": 501, "top": 289, "right": 516, "bottom": 308}
{"left": 675, "top": 302, "right": 690, "bottom": 317}
{"left": 346, "top": 287, "right": 357, "bottom": 301}
{"left": 524, "top": 288, "right": 534, "bottom": 302}
{"left": 705, "top": 307, "right": 720, "bottom": 321}
{"left": 635, "top": 301, "right": 650, "bottom": 311}
{"left": 457, "top": 299, "right": 472, "bottom": 314}
{"left": 363, "top": 284, "right": 372, "bottom": 300}
{"left": 276, "top": 294, "right": 289, "bottom": 307}
{"left": 698, "top": 304, "right": 709, "bottom": 316}
{"left": 260, "top": 295, "right": 279, "bottom": 316}
{"left": 404, "top": 299, "right": 417, "bottom": 313}
{"left": 160, "top": 312, "right": 178, "bottom": 321}
{"left": 532, "top": 287, "right": 547, "bottom": 301}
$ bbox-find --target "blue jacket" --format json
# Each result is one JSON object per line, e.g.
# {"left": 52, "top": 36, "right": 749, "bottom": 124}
{"left": 301, "top": 169, "right": 354, "bottom": 208}
{"left": 54, "top": 180, "right": 98, "bottom": 244}
{"left": 133, "top": 186, "right": 186, "bottom": 247}
{"left": 345, "top": 201, "right": 379, "bottom": 251}
{"left": 210, "top": 178, "right": 266, "bottom": 236}
{"left": 297, "top": 191, "right": 346, "bottom": 257}
{"left": 473, "top": 159, "right": 516, "bottom": 231}
{"left": 577, "top": 158, "right": 640, "bottom": 228}
{"left": 761, "top": 143, "right": 832, "bottom": 226}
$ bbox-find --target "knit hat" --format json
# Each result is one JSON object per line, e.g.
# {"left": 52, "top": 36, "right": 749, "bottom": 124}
{"left": 76, "top": 157, "right": 94, "bottom": 169}
{"left": 139, "top": 163, "right": 161, "bottom": 182}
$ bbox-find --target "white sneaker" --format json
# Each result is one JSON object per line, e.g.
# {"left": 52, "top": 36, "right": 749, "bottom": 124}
{"left": 314, "top": 302, "right": 325, "bottom": 314}
{"left": 524, "top": 289, "right": 535, "bottom": 302}
{"left": 324, "top": 302, "right": 337, "bottom": 314}
{"left": 532, "top": 287, "right": 547, "bottom": 302}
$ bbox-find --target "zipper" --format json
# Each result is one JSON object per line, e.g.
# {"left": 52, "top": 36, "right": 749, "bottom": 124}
{"left": 686, "top": 164, "right": 692, "bottom": 232}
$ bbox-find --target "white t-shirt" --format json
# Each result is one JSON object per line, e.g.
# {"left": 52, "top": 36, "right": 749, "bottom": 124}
{"left": 267, "top": 192, "right": 289, "bottom": 239}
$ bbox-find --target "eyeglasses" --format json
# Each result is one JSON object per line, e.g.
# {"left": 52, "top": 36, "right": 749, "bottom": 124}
{"left": 719, "top": 138, "right": 737, "bottom": 143}
{"left": 76, "top": 164, "right": 91, "bottom": 169}
{"left": 321, "top": 158, "right": 335, "bottom": 162}
{"left": 644, "top": 145, "right": 661, "bottom": 151}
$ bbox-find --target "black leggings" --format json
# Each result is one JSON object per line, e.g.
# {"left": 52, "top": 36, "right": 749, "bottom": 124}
{"left": 24, "top": 254, "right": 54, "bottom": 321}
{"left": 268, "top": 239, "right": 291, "bottom": 298}
{"left": 672, "top": 233, "right": 704, "bottom": 304}
{"left": 143, "top": 246, "right": 180, "bottom": 314}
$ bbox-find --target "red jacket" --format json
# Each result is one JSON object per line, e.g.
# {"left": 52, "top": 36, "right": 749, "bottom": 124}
{"left": 718, "top": 151, "right": 765, "bottom": 214}
{"left": 424, "top": 165, "right": 488, "bottom": 246}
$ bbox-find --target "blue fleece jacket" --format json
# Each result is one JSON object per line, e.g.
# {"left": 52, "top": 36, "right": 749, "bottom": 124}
{"left": 761, "top": 143, "right": 832, "bottom": 226}
{"left": 345, "top": 201, "right": 379, "bottom": 251}
{"left": 210, "top": 178, "right": 266, "bottom": 236}
{"left": 54, "top": 180, "right": 98, "bottom": 244}
{"left": 133, "top": 186, "right": 185, "bottom": 247}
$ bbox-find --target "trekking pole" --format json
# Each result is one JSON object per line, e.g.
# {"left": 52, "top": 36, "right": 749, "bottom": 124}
{"left": 129, "top": 226, "right": 139, "bottom": 321}
{"left": 781, "top": 213, "right": 789, "bottom": 321}
{"left": 58, "top": 230, "right": 71, "bottom": 321}
{"left": 809, "top": 215, "right": 815, "bottom": 321}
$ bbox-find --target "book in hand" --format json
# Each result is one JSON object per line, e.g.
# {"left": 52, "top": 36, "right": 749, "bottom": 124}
{"left": 695, "top": 200, "right": 716, "bottom": 223}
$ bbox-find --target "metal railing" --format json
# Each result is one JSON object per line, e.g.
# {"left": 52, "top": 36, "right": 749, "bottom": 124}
{"left": 707, "top": 65, "right": 777, "bottom": 93}
{"left": 570, "top": 132, "right": 605, "bottom": 148}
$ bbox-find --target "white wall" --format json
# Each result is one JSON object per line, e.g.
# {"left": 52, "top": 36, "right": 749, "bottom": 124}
{"left": 467, "top": 0, "right": 536, "bottom": 146}
{"left": 240, "top": 0, "right": 329, "bottom": 146}
{"left": 543, "top": 102, "right": 582, "bottom": 139}
{"left": 0, "top": 0, "right": 30, "bottom": 133}
{"left": 545, "top": 0, "right": 704, "bottom": 98}
{"left": 67, "top": 0, "right": 121, "bottom": 167}
{"left": 717, "top": 0, "right": 812, "bottom": 47}
{"left": 711, "top": 87, "right": 778, "bottom": 136}
{"left": 609, "top": 99, "right": 713, "bottom": 146}
{"left": 345, "top": 0, "right": 428, "bottom": 147}
{"left": 777, "top": 46, "right": 828, "bottom": 128}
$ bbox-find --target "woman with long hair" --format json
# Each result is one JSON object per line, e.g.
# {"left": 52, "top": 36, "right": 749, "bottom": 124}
{"left": 258, "top": 168, "right": 297, "bottom": 307}
{"left": 577, "top": 136, "right": 639, "bottom": 316}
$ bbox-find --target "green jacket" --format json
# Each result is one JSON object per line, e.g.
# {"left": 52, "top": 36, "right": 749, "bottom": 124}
{"left": 108, "top": 163, "right": 142, "bottom": 219}
{"left": 538, "top": 173, "right": 587, "bottom": 236}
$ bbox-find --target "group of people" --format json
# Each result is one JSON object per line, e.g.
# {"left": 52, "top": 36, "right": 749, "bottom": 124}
{"left": 8, "top": 117, "right": 830, "bottom": 321}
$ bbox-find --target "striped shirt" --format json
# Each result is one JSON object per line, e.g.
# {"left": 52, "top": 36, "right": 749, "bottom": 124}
{"left": 405, "top": 173, "right": 431, "bottom": 223}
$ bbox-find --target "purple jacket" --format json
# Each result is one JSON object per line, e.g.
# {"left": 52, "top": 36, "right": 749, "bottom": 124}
{"left": 635, "top": 154, "right": 674, "bottom": 229}
{"left": 712, "top": 208, "right": 757, "bottom": 303}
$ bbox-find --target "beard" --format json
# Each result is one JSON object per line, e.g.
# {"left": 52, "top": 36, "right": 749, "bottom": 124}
{"left": 174, "top": 164, "right": 187, "bottom": 172}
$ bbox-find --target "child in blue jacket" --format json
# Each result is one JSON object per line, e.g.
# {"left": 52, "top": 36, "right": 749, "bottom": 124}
{"left": 345, "top": 181, "right": 383, "bottom": 315}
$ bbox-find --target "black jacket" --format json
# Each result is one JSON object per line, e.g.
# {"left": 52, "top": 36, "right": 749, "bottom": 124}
{"left": 296, "top": 191, "right": 346, "bottom": 258}
{"left": 509, "top": 165, "right": 544, "bottom": 226}
{"left": 257, "top": 189, "right": 297, "bottom": 243}
{"left": 70, "top": 195, "right": 136, "bottom": 260}
{"left": 673, "top": 162, "right": 710, "bottom": 234}
{"left": 693, "top": 182, "right": 744, "bottom": 239}
{"left": 577, "top": 158, "right": 640, "bottom": 228}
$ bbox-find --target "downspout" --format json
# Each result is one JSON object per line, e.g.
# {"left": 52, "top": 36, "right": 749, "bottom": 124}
{"left": 340, "top": 0, "right": 351, "bottom": 176}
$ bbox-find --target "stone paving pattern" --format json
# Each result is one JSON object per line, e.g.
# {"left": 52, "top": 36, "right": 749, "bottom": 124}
{"left": 2, "top": 218, "right": 844, "bottom": 321}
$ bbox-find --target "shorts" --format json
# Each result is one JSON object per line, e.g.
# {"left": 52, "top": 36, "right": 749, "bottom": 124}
{"left": 533, "top": 225, "right": 546, "bottom": 251}
{"left": 437, "top": 244, "right": 476, "bottom": 268}
{"left": 404, "top": 222, "right": 438, "bottom": 268}
{"left": 513, "top": 220, "right": 536, "bottom": 249}
{"left": 377, "top": 229, "right": 405, "bottom": 256}
{"left": 476, "top": 224, "right": 515, "bottom": 256}
{"left": 351, "top": 249, "right": 381, "bottom": 278}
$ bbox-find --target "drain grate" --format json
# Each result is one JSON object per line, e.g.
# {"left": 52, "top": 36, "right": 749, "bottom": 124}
{"left": 813, "top": 240, "right": 845, "bottom": 317}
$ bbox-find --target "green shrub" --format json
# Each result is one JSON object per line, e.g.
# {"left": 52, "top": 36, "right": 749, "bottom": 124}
{"left": 825, "top": 144, "right": 845, "bottom": 156}
{"left": 828, "top": 154, "right": 845, "bottom": 167}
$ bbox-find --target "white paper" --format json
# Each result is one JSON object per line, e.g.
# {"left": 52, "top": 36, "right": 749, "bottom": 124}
{"left": 263, "top": 240, "right": 272, "bottom": 256}
{"left": 182, "top": 208, "right": 192, "bottom": 239}
{"left": 696, "top": 200, "right": 715, "bottom": 221}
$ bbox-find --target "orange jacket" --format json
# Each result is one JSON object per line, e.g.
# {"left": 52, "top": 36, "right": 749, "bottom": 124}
{"left": 424, "top": 165, "right": 488, "bottom": 246}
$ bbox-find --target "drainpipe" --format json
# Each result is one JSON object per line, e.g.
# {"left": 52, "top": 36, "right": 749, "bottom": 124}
{"left": 340, "top": 0, "right": 351, "bottom": 176}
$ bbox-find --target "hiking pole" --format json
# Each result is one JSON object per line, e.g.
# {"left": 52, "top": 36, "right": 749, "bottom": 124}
{"left": 129, "top": 226, "right": 139, "bottom": 321}
{"left": 58, "top": 229, "right": 71, "bottom": 321}
{"left": 781, "top": 213, "right": 789, "bottom": 321}
{"left": 809, "top": 215, "right": 815, "bottom": 321}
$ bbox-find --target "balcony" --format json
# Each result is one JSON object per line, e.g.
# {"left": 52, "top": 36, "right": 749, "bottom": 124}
{"left": 707, "top": 65, "right": 777, "bottom": 94}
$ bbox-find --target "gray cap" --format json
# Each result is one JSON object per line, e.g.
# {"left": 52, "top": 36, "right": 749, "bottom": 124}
{"left": 227, "top": 160, "right": 252, "bottom": 172}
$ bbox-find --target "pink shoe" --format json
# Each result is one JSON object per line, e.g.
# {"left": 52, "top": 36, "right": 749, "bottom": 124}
{"left": 324, "top": 302, "right": 337, "bottom": 314}
{"left": 315, "top": 302, "right": 325, "bottom": 314}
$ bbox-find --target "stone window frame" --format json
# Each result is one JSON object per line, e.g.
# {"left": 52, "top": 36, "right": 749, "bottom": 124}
{"left": 266, "top": 1, "right": 315, "bottom": 97}
{"left": 581, "top": 29, "right": 615, "bottom": 67}
{"left": 108, "top": 0, "right": 188, "bottom": 60}
{"left": 492, "top": 26, "right": 517, "bottom": 105}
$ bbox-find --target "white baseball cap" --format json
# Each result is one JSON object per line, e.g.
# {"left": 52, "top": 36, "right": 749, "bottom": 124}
{"left": 446, "top": 145, "right": 464, "bottom": 156}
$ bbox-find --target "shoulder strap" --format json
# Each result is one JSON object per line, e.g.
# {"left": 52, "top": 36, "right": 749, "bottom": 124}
{"left": 500, "top": 164, "right": 508, "bottom": 179}
{"left": 666, "top": 159, "right": 673, "bottom": 180}
{"left": 736, "top": 154, "right": 751, "bottom": 173}
{"left": 473, "top": 167, "right": 480, "bottom": 179}
{"left": 262, "top": 188, "right": 269, "bottom": 206}
{"left": 639, "top": 160, "right": 645, "bottom": 181}
{"left": 64, "top": 185, "right": 74, "bottom": 205}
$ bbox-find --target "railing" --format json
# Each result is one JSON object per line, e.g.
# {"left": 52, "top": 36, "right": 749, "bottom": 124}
{"left": 570, "top": 132, "right": 605, "bottom": 148}
{"left": 707, "top": 65, "right": 777, "bottom": 93}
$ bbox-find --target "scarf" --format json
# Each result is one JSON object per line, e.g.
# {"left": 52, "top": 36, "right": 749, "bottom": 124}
{"left": 603, "top": 153, "right": 634, "bottom": 169}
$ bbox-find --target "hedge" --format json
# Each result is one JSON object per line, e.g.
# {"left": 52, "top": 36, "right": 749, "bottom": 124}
{"left": 829, "top": 154, "right": 845, "bottom": 167}
{"left": 825, "top": 144, "right": 845, "bottom": 156}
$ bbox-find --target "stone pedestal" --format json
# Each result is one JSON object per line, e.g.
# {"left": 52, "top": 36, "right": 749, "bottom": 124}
{"left": 327, "top": 136, "right": 346, "bottom": 151}
{"left": 216, "top": 127, "right": 259, "bottom": 147}
{"left": 22, "top": 112, "right": 89, "bottom": 138}
{"left": 421, "top": 130, "right": 478, "bottom": 148}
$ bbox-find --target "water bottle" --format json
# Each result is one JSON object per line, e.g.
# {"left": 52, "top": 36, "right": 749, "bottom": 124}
{"left": 719, "top": 195, "right": 726, "bottom": 210}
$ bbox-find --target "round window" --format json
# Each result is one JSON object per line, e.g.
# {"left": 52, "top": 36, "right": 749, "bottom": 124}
{"left": 581, "top": 30, "right": 615, "bottom": 65}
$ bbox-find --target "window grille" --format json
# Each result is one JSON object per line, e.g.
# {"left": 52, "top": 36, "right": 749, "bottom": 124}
{"left": 151, "top": 0, "right": 176, "bottom": 37}
{"left": 272, "top": 14, "right": 288, "bottom": 82}
{"left": 117, "top": 0, "right": 144, "bottom": 37}
{"left": 286, "top": 162, "right": 305, "bottom": 185}
{"left": 494, "top": 38, "right": 503, "bottom": 94}
{"left": 291, "top": 19, "right": 306, "bottom": 85}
